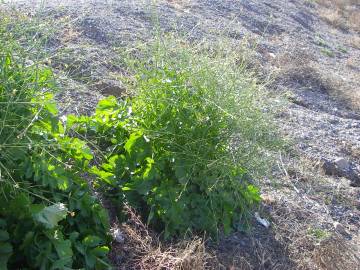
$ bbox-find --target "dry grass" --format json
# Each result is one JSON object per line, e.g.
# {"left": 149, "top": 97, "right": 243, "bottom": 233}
{"left": 113, "top": 205, "right": 217, "bottom": 270}
{"left": 317, "top": 0, "right": 360, "bottom": 32}
{"left": 113, "top": 168, "right": 360, "bottom": 270}
{"left": 313, "top": 235, "right": 360, "bottom": 270}
{"left": 319, "top": 9, "right": 348, "bottom": 31}
{"left": 272, "top": 38, "right": 360, "bottom": 111}
{"left": 273, "top": 202, "right": 360, "bottom": 270}
{"left": 272, "top": 45, "right": 330, "bottom": 94}
{"left": 267, "top": 154, "right": 360, "bottom": 270}
{"left": 348, "top": 9, "right": 360, "bottom": 32}
{"left": 57, "top": 17, "right": 82, "bottom": 44}
{"left": 113, "top": 205, "right": 295, "bottom": 270}
{"left": 349, "top": 36, "right": 360, "bottom": 49}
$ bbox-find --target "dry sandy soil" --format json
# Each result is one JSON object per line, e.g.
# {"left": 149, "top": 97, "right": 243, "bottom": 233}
{"left": 3, "top": 0, "right": 360, "bottom": 269}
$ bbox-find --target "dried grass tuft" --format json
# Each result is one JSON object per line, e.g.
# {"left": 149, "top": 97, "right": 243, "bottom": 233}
{"left": 116, "top": 204, "right": 217, "bottom": 270}
{"left": 269, "top": 154, "right": 360, "bottom": 270}
{"left": 317, "top": 0, "right": 360, "bottom": 32}
{"left": 313, "top": 235, "right": 360, "bottom": 270}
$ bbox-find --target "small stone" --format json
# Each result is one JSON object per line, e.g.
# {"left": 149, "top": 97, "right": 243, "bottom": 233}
{"left": 321, "top": 159, "right": 336, "bottom": 175}
{"left": 322, "top": 157, "right": 356, "bottom": 183}
{"left": 333, "top": 222, "right": 351, "bottom": 239}
{"left": 111, "top": 228, "right": 125, "bottom": 243}
{"left": 254, "top": 212, "right": 270, "bottom": 228}
{"left": 334, "top": 157, "right": 350, "bottom": 171}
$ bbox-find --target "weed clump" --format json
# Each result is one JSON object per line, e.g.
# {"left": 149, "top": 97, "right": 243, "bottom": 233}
{"left": 72, "top": 36, "right": 281, "bottom": 238}
{"left": 0, "top": 9, "right": 281, "bottom": 267}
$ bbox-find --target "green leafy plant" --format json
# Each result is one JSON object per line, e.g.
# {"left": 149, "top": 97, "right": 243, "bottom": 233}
{"left": 1, "top": 8, "right": 283, "bottom": 268}
{"left": 308, "top": 227, "right": 330, "bottom": 242}
{"left": 0, "top": 34, "right": 110, "bottom": 269}
{"left": 69, "top": 36, "right": 281, "bottom": 238}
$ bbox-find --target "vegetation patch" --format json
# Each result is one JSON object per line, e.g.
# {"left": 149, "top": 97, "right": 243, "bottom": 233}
{"left": 0, "top": 20, "right": 110, "bottom": 270}
{"left": 67, "top": 37, "right": 282, "bottom": 238}
{"left": 0, "top": 11, "right": 281, "bottom": 268}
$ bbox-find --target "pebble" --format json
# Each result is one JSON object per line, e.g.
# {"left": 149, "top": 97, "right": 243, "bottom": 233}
{"left": 111, "top": 228, "right": 125, "bottom": 243}
{"left": 334, "top": 157, "right": 350, "bottom": 171}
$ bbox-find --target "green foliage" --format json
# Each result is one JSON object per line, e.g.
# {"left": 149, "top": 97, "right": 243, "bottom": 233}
{"left": 1, "top": 9, "right": 282, "bottom": 267}
{"left": 320, "top": 47, "right": 335, "bottom": 57}
{"left": 308, "top": 227, "right": 330, "bottom": 243}
{"left": 69, "top": 37, "right": 281, "bottom": 238}
{"left": 0, "top": 43, "right": 110, "bottom": 269}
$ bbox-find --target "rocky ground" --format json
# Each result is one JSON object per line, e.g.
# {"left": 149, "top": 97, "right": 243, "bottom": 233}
{"left": 4, "top": 0, "right": 360, "bottom": 269}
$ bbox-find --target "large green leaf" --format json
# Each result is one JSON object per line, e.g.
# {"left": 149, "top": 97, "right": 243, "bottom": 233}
{"left": 82, "top": 235, "right": 102, "bottom": 248}
{"left": 124, "top": 132, "right": 143, "bottom": 155}
{"left": 96, "top": 96, "right": 117, "bottom": 113}
{"left": 49, "top": 230, "right": 73, "bottom": 268}
{"left": 33, "top": 203, "right": 68, "bottom": 229}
